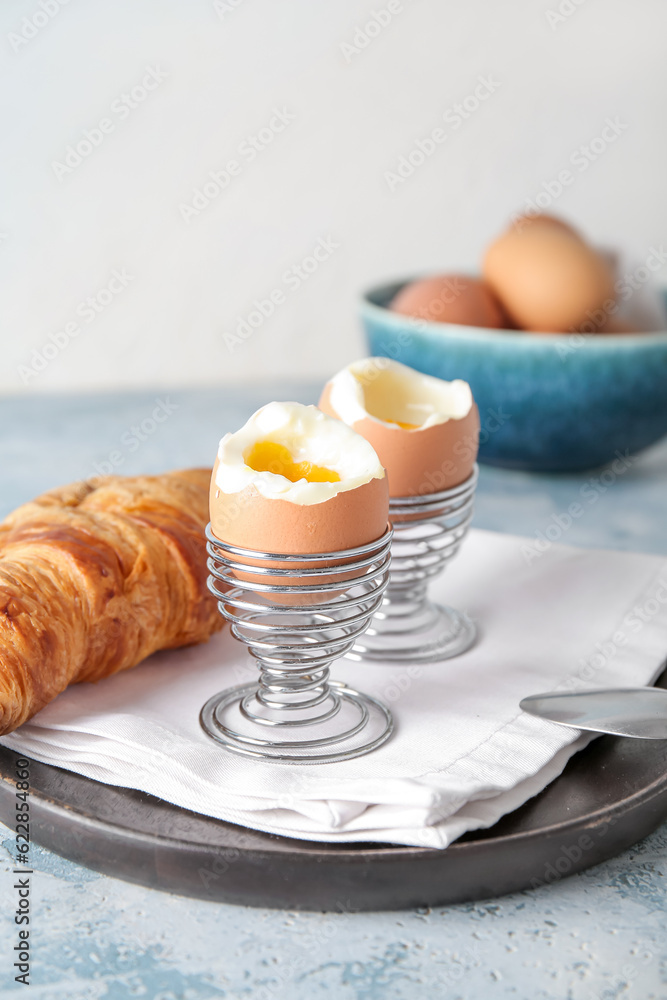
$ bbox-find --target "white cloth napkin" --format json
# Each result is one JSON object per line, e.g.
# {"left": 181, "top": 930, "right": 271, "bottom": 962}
{"left": 3, "top": 529, "right": 666, "bottom": 849}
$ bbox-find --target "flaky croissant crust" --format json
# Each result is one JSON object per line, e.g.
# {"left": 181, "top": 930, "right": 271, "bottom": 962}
{"left": 0, "top": 468, "right": 221, "bottom": 735}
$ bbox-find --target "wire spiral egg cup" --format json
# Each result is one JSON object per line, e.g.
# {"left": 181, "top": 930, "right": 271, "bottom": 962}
{"left": 352, "top": 466, "right": 478, "bottom": 664}
{"left": 200, "top": 523, "right": 394, "bottom": 763}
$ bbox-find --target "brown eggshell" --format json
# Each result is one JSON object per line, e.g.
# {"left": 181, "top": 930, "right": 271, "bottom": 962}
{"left": 483, "top": 222, "right": 615, "bottom": 333}
{"left": 209, "top": 459, "right": 389, "bottom": 604}
{"left": 391, "top": 274, "right": 506, "bottom": 329}
{"left": 319, "top": 385, "right": 480, "bottom": 504}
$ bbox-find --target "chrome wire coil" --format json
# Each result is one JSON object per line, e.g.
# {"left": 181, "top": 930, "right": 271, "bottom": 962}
{"left": 200, "top": 523, "right": 394, "bottom": 763}
{"left": 352, "top": 466, "right": 478, "bottom": 664}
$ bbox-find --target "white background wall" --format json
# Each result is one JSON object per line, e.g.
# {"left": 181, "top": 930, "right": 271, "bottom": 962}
{"left": 1, "top": 0, "right": 666, "bottom": 394}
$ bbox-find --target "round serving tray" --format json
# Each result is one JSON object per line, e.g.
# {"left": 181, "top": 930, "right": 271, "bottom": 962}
{"left": 1, "top": 671, "right": 666, "bottom": 911}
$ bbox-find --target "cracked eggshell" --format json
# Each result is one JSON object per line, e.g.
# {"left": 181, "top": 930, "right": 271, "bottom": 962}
{"left": 318, "top": 362, "right": 480, "bottom": 499}
{"left": 209, "top": 457, "right": 389, "bottom": 554}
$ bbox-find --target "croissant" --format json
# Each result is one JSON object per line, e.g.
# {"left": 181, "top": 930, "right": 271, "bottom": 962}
{"left": 0, "top": 467, "right": 222, "bottom": 735}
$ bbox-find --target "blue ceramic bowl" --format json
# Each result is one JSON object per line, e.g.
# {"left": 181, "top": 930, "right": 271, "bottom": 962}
{"left": 361, "top": 279, "right": 667, "bottom": 472}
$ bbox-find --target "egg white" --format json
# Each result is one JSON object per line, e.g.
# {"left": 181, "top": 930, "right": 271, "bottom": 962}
{"left": 328, "top": 357, "right": 473, "bottom": 430}
{"left": 215, "top": 401, "right": 385, "bottom": 505}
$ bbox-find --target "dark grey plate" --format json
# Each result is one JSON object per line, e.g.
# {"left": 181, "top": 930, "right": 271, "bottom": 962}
{"left": 1, "top": 670, "right": 666, "bottom": 911}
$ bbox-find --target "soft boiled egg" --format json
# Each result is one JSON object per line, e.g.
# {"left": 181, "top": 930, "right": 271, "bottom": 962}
{"left": 318, "top": 358, "right": 479, "bottom": 498}
{"left": 209, "top": 402, "right": 389, "bottom": 601}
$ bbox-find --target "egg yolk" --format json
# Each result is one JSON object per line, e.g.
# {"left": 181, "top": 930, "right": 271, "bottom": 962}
{"left": 395, "top": 421, "right": 419, "bottom": 429}
{"left": 244, "top": 441, "right": 340, "bottom": 484}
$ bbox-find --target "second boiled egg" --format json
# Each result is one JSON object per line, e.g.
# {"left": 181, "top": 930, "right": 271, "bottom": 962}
{"left": 319, "top": 358, "right": 479, "bottom": 497}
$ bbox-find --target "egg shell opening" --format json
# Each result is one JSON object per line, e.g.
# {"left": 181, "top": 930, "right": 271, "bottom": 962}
{"left": 319, "top": 383, "right": 480, "bottom": 499}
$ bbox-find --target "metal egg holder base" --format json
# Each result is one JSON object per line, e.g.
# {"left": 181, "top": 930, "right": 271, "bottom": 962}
{"left": 201, "top": 467, "right": 478, "bottom": 765}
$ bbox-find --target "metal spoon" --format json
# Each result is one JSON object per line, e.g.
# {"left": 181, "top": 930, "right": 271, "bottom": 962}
{"left": 520, "top": 687, "right": 667, "bottom": 739}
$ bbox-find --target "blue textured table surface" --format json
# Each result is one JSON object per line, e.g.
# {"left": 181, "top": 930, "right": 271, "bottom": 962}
{"left": 1, "top": 384, "right": 666, "bottom": 1000}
